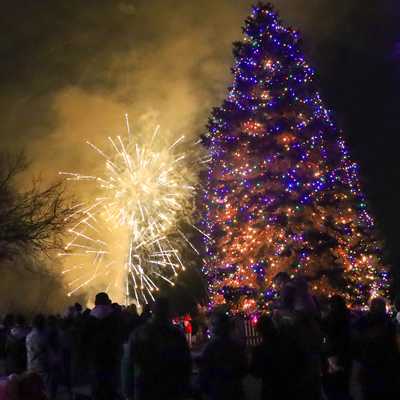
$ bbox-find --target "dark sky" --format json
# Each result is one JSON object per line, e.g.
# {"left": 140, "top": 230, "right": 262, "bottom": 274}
{"left": 303, "top": 2, "right": 400, "bottom": 264}
{"left": 0, "top": 0, "right": 399, "bottom": 294}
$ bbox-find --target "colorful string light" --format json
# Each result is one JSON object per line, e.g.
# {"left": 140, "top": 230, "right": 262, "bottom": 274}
{"left": 202, "top": 4, "right": 388, "bottom": 313}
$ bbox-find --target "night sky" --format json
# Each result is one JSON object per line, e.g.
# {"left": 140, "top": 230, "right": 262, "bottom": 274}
{"left": 1, "top": 1, "right": 399, "bottom": 303}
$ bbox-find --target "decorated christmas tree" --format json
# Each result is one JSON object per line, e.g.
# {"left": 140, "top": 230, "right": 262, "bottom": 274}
{"left": 202, "top": 2, "right": 389, "bottom": 313}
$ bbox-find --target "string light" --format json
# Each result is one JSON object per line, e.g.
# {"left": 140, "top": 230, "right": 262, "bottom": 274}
{"left": 202, "top": 4, "right": 388, "bottom": 313}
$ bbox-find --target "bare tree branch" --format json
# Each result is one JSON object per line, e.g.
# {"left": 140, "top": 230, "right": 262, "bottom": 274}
{"left": 0, "top": 152, "right": 81, "bottom": 269}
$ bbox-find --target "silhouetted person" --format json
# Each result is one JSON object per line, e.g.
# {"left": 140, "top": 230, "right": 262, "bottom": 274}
{"left": 0, "top": 314, "right": 14, "bottom": 375}
{"left": 123, "top": 304, "right": 143, "bottom": 341}
{"left": 121, "top": 296, "right": 192, "bottom": 400}
{"left": 89, "top": 292, "right": 125, "bottom": 400}
{"left": 250, "top": 315, "right": 306, "bottom": 400}
{"left": 272, "top": 272, "right": 323, "bottom": 399}
{"left": 69, "top": 309, "right": 95, "bottom": 388}
{"left": 44, "top": 315, "right": 61, "bottom": 399}
{"left": 139, "top": 304, "right": 152, "bottom": 324}
{"left": 351, "top": 297, "right": 400, "bottom": 400}
{"left": 57, "top": 316, "right": 74, "bottom": 398}
{"left": 111, "top": 302, "right": 122, "bottom": 314}
{"left": 321, "top": 295, "right": 355, "bottom": 400}
{"left": 6, "top": 314, "right": 30, "bottom": 374}
{"left": 198, "top": 312, "right": 248, "bottom": 400}
{"left": 272, "top": 271, "right": 316, "bottom": 319}
{"left": 82, "top": 308, "right": 91, "bottom": 317}
{"left": 183, "top": 315, "right": 192, "bottom": 347}
{"left": 90, "top": 292, "right": 113, "bottom": 319}
{"left": 1, "top": 371, "right": 50, "bottom": 400}
{"left": 74, "top": 302, "right": 83, "bottom": 317}
{"left": 26, "top": 314, "right": 50, "bottom": 373}
{"left": 26, "top": 314, "right": 55, "bottom": 397}
{"left": 1, "top": 314, "right": 15, "bottom": 333}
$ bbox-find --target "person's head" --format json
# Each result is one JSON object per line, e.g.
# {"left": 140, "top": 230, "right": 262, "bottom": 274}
{"left": 95, "top": 292, "right": 111, "bottom": 306}
{"left": 142, "top": 304, "right": 151, "bottom": 314}
{"left": 47, "top": 315, "right": 58, "bottom": 328}
{"left": 329, "top": 295, "right": 348, "bottom": 313}
{"left": 127, "top": 304, "right": 138, "bottom": 314}
{"left": 65, "top": 306, "right": 75, "bottom": 318}
{"left": 74, "top": 302, "right": 83, "bottom": 315}
{"left": 2, "top": 313, "right": 15, "bottom": 329}
{"left": 15, "top": 314, "right": 26, "bottom": 327}
{"left": 151, "top": 297, "right": 170, "bottom": 320}
{"left": 6, "top": 372, "right": 49, "bottom": 400}
{"left": 273, "top": 271, "right": 290, "bottom": 292}
{"left": 32, "top": 314, "right": 46, "bottom": 331}
{"left": 369, "top": 297, "right": 386, "bottom": 316}
{"left": 208, "top": 312, "right": 231, "bottom": 338}
{"left": 111, "top": 302, "right": 122, "bottom": 313}
{"left": 82, "top": 308, "right": 91, "bottom": 317}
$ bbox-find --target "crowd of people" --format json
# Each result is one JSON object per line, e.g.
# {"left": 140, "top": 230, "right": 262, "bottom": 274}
{"left": 0, "top": 273, "right": 399, "bottom": 400}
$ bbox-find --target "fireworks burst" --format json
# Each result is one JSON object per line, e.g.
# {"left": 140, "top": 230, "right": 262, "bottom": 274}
{"left": 60, "top": 117, "right": 206, "bottom": 304}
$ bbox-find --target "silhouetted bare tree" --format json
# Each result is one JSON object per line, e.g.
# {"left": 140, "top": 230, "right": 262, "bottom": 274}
{"left": 0, "top": 153, "right": 80, "bottom": 268}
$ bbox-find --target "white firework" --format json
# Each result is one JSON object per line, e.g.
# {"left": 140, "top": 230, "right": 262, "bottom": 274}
{"left": 60, "top": 116, "right": 204, "bottom": 304}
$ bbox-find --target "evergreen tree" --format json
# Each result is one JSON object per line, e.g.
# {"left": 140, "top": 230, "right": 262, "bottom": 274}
{"left": 202, "top": 2, "right": 389, "bottom": 313}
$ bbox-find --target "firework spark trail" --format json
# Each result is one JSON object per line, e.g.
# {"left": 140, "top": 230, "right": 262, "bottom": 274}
{"left": 61, "top": 121, "right": 202, "bottom": 304}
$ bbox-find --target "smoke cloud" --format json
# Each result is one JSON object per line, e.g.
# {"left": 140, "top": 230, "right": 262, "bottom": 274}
{"left": 0, "top": 0, "right": 362, "bottom": 174}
